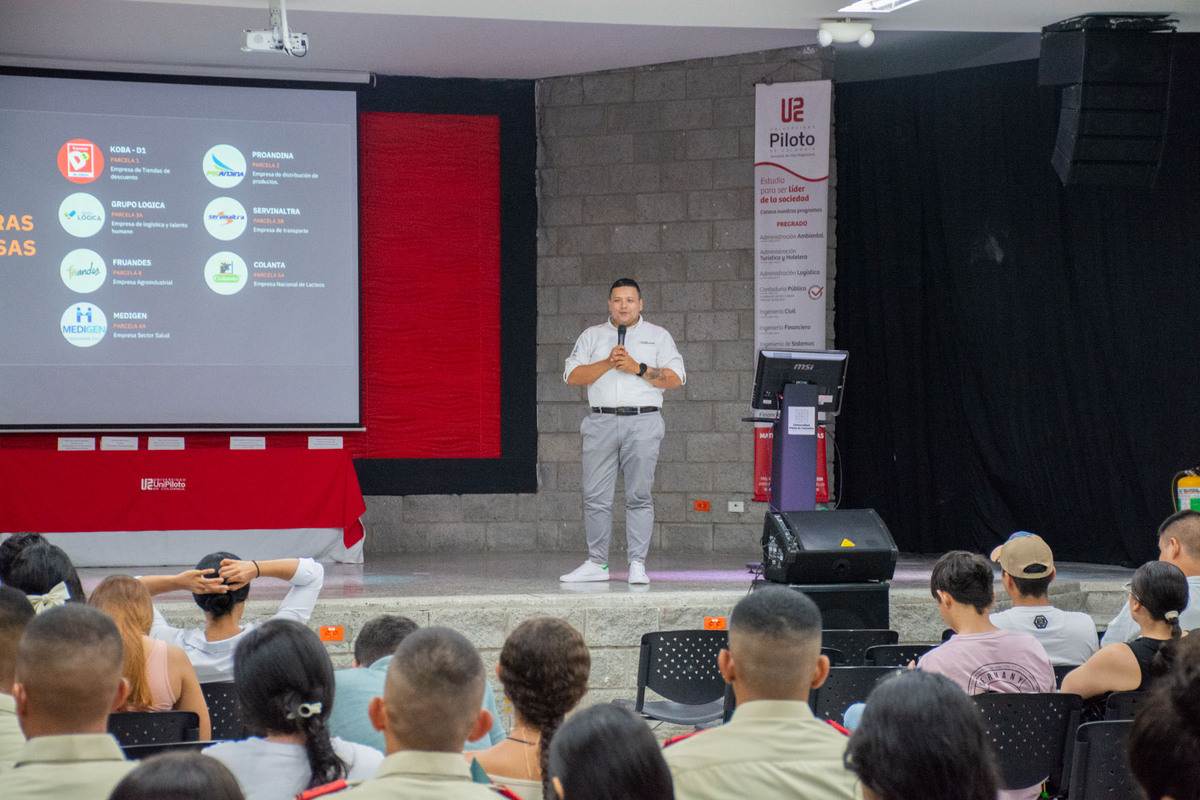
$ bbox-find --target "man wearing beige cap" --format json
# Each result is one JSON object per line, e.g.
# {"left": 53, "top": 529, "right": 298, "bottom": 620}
{"left": 989, "top": 532, "right": 1099, "bottom": 666}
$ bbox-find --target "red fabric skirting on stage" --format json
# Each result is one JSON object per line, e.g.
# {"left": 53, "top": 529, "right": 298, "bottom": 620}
{"left": 0, "top": 449, "right": 365, "bottom": 547}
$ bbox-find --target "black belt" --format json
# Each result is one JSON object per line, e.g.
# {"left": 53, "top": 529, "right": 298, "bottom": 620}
{"left": 592, "top": 406, "right": 660, "bottom": 416}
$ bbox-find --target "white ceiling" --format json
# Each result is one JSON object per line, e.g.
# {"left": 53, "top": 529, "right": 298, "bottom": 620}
{"left": 0, "top": 0, "right": 1195, "bottom": 79}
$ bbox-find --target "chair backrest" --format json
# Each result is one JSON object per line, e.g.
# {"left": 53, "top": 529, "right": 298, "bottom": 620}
{"left": 108, "top": 710, "right": 200, "bottom": 747}
{"left": 821, "top": 647, "right": 845, "bottom": 666}
{"left": 1054, "top": 664, "right": 1080, "bottom": 688}
{"left": 973, "top": 693, "right": 1082, "bottom": 791}
{"left": 636, "top": 630, "right": 728, "bottom": 709}
{"left": 1104, "top": 690, "right": 1147, "bottom": 721}
{"left": 201, "top": 681, "right": 247, "bottom": 740}
{"left": 809, "top": 666, "right": 902, "bottom": 722}
{"left": 865, "top": 643, "right": 934, "bottom": 667}
{"left": 1066, "top": 721, "right": 1139, "bottom": 800}
{"left": 821, "top": 630, "right": 899, "bottom": 666}
{"left": 121, "top": 740, "right": 213, "bottom": 760}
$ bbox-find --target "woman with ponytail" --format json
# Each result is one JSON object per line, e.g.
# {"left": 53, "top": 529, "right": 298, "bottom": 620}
{"left": 204, "top": 619, "right": 382, "bottom": 800}
{"left": 1129, "top": 633, "right": 1200, "bottom": 800}
{"left": 1062, "top": 560, "right": 1189, "bottom": 700}
{"left": 89, "top": 576, "right": 211, "bottom": 739}
{"left": 473, "top": 617, "right": 590, "bottom": 800}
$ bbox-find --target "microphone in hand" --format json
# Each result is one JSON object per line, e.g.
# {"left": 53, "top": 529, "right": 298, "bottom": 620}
{"left": 617, "top": 324, "right": 626, "bottom": 346}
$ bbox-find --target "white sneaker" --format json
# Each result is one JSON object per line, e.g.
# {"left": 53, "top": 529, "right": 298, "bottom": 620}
{"left": 559, "top": 560, "right": 610, "bottom": 583}
{"left": 628, "top": 560, "right": 650, "bottom": 585}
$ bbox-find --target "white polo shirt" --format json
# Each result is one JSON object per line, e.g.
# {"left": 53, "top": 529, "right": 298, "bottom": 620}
{"left": 990, "top": 605, "right": 1099, "bottom": 666}
{"left": 563, "top": 317, "right": 685, "bottom": 409}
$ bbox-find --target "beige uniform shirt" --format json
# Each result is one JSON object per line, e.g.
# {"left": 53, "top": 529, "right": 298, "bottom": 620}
{"left": 664, "top": 700, "right": 862, "bottom": 800}
{"left": 0, "top": 733, "right": 134, "bottom": 800}
{"left": 0, "top": 694, "right": 25, "bottom": 769}
{"left": 338, "top": 750, "right": 503, "bottom": 800}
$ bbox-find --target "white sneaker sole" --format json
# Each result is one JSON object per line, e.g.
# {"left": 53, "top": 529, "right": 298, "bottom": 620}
{"left": 559, "top": 571, "right": 610, "bottom": 583}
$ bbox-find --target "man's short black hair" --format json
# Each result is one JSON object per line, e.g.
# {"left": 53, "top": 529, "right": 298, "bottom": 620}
{"left": 0, "top": 585, "right": 35, "bottom": 683}
{"left": 609, "top": 278, "right": 641, "bottom": 296}
{"left": 1160, "top": 509, "right": 1200, "bottom": 559}
{"left": 930, "top": 551, "right": 994, "bottom": 614}
{"left": 1009, "top": 573, "right": 1053, "bottom": 599}
{"left": 354, "top": 614, "right": 419, "bottom": 667}
{"left": 731, "top": 585, "right": 822, "bottom": 639}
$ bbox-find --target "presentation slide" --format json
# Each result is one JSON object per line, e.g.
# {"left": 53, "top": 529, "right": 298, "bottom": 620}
{"left": 0, "top": 74, "right": 359, "bottom": 428}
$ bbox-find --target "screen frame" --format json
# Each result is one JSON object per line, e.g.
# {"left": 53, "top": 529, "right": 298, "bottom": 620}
{"left": 0, "top": 65, "right": 364, "bottom": 431}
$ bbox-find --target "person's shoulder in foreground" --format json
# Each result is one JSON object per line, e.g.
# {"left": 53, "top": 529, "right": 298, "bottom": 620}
{"left": 663, "top": 586, "right": 859, "bottom": 800}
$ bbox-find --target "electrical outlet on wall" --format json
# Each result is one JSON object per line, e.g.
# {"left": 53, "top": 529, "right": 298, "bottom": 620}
{"left": 728, "top": 500, "right": 745, "bottom": 513}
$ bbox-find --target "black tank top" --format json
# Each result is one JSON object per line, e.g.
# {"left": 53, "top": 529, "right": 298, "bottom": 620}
{"left": 1127, "top": 636, "right": 1169, "bottom": 690}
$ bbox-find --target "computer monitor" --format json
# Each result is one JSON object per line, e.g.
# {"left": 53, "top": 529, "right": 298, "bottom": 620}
{"left": 751, "top": 350, "right": 848, "bottom": 414}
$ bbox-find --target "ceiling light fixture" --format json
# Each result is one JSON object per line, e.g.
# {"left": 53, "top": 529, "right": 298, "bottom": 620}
{"left": 837, "top": 0, "right": 922, "bottom": 13}
{"left": 817, "top": 19, "right": 875, "bottom": 48}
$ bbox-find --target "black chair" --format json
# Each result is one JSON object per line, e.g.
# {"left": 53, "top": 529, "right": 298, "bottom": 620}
{"left": 108, "top": 711, "right": 200, "bottom": 747}
{"left": 1104, "top": 690, "right": 1146, "bottom": 721}
{"left": 821, "top": 629, "right": 899, "bottom": 666}
{"left": 1053, "top": 664, "right": 1080, "bottom": 688}
{"left": 973, "top": 693, "right": 1082, "bottom": 794}
{"left": 809, "top": 666, "right": 901, "bottom": 723}
{"left": 821, "top": 646, "right": 845, "bottom": 666}
{"left": 721, "top": 682, "right": 736, "bottom": 723}
{"left": 864, "top": 643, "right": 934, "bottom": 667}
{"left": 121, "top": 740, "right": 213, "bottom": 760}
{"left": 201, "top": 681, "right": 247, "bottom": 740}
{"left": 1066, "top": 721, "right": 1139, "bottom": 800}
{"left": 615, "top": 630, "right": 727, "bottom": 726}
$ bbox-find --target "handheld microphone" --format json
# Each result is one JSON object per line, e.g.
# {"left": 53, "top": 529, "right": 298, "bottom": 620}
{"left": 617, "top": 325, "right": 626, "bottom": 346}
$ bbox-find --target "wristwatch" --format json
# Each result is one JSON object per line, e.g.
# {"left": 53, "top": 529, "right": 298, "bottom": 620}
{"left": 637, "top": 362, "right": 648, "bottom": 377}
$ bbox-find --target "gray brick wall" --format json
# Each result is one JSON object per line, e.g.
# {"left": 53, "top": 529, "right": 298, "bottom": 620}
{"left": 366, "top": 45, "right": 836, "bottom": 558}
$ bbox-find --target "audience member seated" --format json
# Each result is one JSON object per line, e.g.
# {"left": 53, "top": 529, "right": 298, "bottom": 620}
{"left": 1061, "top": 560, "right": 1188, "bottom": 700}
{"left": 548, "top": 704, "right": 672, "bottom": 800}
{"left": 1, "top": 605, "right": 134, "bottom": 799}
{"left": 917, "top": 550, "right": 1053, "bottom": 800}
{"left": 988, "top": 532, "right": 1099, "bottom": 665}
{"left": 1129, "top": 634, "right": 1200, "bottom": 800}
{"left": 0, "top": 586, "right": 35, "bottom": 767}
{"left": 844, "top": 670, "right": 998, "bottom": 800}
{"left": 329, "top": 615, "right": 505, "bottom": 754}
{"left": 109, "top": 751, "right": 245, "bottom": 800}
{"left": 662, "top": 586, "right": 858, "bottom": 800}
{"left": 472, "top": 617, "right": 590, "bottom": 800}
{"left": 337, "top": 626, "right": 506, "bottom": 799}
{"left": 1103, "top": 510, "right": 1200, "bottom": 645}
{"left": 89, "top": 576, "right": 211, "bottom": 740}
{"left": 0, "top": 534, "right": 47, "bottom": 582}
{"left": 203, "top": 619, "right": 382, "bottom": 799}
{"left": 2, "top": 541, "right": 86, "bottom": 610}
{"left": 140, "top": 553, "right": 324, "bottom": 683}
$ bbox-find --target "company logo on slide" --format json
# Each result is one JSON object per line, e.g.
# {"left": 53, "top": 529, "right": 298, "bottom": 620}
{"left": 57, "top": 139, "right": 105, "bottom": 184}
{"left": 203, "top": 197, "right": 247, "bottom": 241}
{"left": 204, "top": 251, "right": 248, "bottom": 295}
{"left": 203, "top": 145, "right": 246, "bottom": 188}
{"left": 140, "top": 477, "right": 187, "bottom": 491}
{"left": 60, "top": 248, "right": 107, "bottom": 293}
{"left": 60, "top": 303, "right": 107, "bottom": 347}
{"left": 58, "top": 192, "right": 106, "bottom": 237}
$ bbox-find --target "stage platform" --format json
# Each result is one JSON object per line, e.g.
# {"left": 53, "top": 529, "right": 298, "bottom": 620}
{"left": 78, "top": 553, "right": 1133, "bottom": 715}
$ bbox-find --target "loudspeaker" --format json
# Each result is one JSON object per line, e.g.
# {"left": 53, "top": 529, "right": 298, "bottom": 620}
{"left": 753, "top": 581, "right": 890, "bottom": 629}
{"left": 1038, "top": 21, "right": 1175, "bottom": 187}
{"left": 761, "top": 508, "right": 897, "bottom": 585}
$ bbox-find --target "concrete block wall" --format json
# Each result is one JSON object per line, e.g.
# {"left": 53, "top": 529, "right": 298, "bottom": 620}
{"left": 365, "top": 45, "right": 836, "bottom": 558}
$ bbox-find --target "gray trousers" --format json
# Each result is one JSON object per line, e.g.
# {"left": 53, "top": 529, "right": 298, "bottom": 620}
{"left": 580, "top": 411, "right": 665, "bottom": 564}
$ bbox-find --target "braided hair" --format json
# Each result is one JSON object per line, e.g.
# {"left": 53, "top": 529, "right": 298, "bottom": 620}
{"left": 498, "top": 617, "right": 590, "bottom": 800}
{"left": 233, "top": 619, "right": 346, "bottom": 789}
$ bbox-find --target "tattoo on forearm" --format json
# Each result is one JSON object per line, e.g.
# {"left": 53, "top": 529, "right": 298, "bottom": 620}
{"left": 645, "top": 367, "right": 662, "bottom": 381}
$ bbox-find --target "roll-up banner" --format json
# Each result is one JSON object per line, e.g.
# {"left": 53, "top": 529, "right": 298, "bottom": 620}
{"left": 753, "top": 80, "right": 832, "bottom": 356}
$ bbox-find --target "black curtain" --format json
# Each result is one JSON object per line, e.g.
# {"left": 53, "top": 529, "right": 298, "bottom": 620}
{"left": 833, "top": 40, "right": 1200, "bottom": 565}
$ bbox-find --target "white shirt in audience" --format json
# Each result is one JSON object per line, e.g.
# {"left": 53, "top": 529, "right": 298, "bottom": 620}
{"left": 1101, "top": 574, "right": 1200, "bottom": 646}
{"left": 204, "top": 736, "right": 382, "bottom": 800}
{"left": 990, "top": 605, "right": 1099, "bottom": 666}
{"left": 149, "top": 558, "right": 324, "bottom": 683}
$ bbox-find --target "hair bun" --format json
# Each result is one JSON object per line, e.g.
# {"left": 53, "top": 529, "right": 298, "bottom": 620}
{"left": 1165, "top": 610, "right": 1181, "bottom": 622}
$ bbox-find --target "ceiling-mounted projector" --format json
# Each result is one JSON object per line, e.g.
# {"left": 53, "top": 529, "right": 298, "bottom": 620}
{"left": 242, "top": 0, "right": 308, "bottom": 57}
